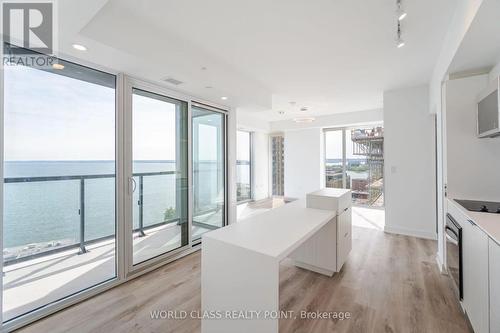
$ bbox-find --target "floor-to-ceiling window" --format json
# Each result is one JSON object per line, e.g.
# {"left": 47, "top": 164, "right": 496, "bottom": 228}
{"left": 192, "top": 104, "right": 226, "bottom": 241}
{"left": 130, "top": 88, "right": 189, "bottom": 265}
{"left": 2, "top": 46, "right": 229, "bottom": 328}
{"left": 3, "top": 47, "right": 117, "bottom": 322}
{"left": 324, "top": 126, "right": 384, "bottom": 207}
{"left": 324, "top": 129, "right": 345, "bottom": 189}
{"left": 348, "top": 128, "right": 384, "bottom": 206}
{"left": 236, "top": 130, "right": 252, "bottom": 202}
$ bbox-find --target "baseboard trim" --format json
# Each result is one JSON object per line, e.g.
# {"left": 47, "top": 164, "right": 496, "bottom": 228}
{"left": 384, "top": 225, "right": 437, "bottom": 240}
{"left": 435, "top": 254, "right": 445, "bottom": 273}
{"left": 292, "top": 260, "right": 334, "bottom": 277}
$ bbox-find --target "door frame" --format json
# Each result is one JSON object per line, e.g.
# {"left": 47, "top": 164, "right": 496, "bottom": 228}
{"left": 191, "top": 101, "right": 229, "bottom": 245}
{"left": 1, "top": 67, "right": 230, "bottom": 331}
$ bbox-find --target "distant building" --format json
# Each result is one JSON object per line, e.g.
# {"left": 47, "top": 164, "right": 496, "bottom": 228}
{"left": 351, "top": 127, "right": 384, "bottom": 205}
{"left": 271, "top": 135, "right": 284, "bottom": 196}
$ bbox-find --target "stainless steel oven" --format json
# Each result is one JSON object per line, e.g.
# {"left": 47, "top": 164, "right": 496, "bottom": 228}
{"left": 446, "top": 213, "right": 463, "bottom": 300}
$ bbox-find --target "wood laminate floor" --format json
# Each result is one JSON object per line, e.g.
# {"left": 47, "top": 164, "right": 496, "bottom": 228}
{"left": 17, "top": 226, "right": 471, "bottom": 333}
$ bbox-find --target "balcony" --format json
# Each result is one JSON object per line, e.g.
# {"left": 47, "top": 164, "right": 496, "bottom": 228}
{"left": 2, "top": 172, "right": 217, "bottom": 322}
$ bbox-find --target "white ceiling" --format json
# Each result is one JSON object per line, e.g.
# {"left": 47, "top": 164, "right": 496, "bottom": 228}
{"left": 57, "top": 0, "right": 457, "bottom": 121}
{"left": 448, "top": 0, "right": 500, "bottom": 75}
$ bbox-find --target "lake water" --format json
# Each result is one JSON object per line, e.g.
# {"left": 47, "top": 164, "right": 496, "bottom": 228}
{"left": 3, "top": 161, "right": 224, "bottom": 250}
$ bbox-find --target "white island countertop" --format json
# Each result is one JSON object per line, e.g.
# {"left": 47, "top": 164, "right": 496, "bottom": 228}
{"left": 448, "top": 198, "right": 500, "bottom": 245}
{"left": 202, "top": 199, "right": 337, "bottom": 261}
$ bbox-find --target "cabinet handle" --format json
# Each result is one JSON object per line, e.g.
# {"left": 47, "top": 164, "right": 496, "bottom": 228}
{"left": 467, "top": 219, "right": 476, "bottom": 226}
{"left": 344, "top": 232, "right": 348, "bottom": 237}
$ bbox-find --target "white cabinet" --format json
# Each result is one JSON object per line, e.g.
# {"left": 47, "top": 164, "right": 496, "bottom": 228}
{"left": 290, "top": 216, "right": 338, "bottom": 276}
{"left": 462, "top": 218, "right": 489, "bottom": 333}
{"left": 336, "top": 207, "right": 352, "bottom": 271}
{"left": 490, "top": 238, "right": 500, "bottom": 332}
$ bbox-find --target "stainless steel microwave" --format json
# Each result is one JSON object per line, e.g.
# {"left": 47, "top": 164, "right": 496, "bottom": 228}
{"left": 477, "top": 76, "right": 500, "bottom": 138}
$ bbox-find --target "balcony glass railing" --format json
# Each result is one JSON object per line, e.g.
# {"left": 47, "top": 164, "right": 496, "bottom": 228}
{"left": 3, "top": 171, "right": 186, "bottom": 265}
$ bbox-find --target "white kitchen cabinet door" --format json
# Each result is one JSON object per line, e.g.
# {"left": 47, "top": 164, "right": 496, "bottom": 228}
{"left": 489, "top": 238, "right": 500, "bottom": 332}
{"left": 336, "top": 207, "right": 352, "bottom": 272}
{"left": 462, "top": 218, "right": 489, "bottom": 333}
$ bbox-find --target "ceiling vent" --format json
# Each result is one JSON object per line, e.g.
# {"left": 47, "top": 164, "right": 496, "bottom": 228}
{"left": 163, "top": 77, "right": 183, "bottom": 85}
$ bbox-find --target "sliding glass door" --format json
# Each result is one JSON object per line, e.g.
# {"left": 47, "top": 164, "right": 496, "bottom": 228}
{"left": 130, "top": 87, "right": 188, "bottom": 266}
{"left": 3, "top": 47, "right": 117, "bottom": 322}
{"left": 2, "top": 50, "right": 228, "bottom": 328}
{"left": 192, "top": 104, "right": 226, "bottom": 241}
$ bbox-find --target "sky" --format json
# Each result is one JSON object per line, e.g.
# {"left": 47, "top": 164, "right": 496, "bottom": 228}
{"left": 5, "top": 65, "right": 116, "bottom": 161}
{"left": 325, "top": 130, "right": 366, "bottom": 160}
{"left": 4, "top": 65, "right": 221, "bottom": 162}
{"left": 236, "top": 130, "right": 250, "bottom": 161}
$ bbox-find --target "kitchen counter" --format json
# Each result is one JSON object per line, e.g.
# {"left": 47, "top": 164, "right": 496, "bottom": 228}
{"left": 201, "top": 189, "right": 351, "bottom": 333}
{"left": 448, "top": 198, "right": 500, "bottom": 245}
{"left": 202, "top": 199, "right": 337, "bottom": 260}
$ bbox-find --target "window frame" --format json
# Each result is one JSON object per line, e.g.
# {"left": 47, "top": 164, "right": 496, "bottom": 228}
{"left": 236, "top": 130, "right": 253, "bottom": 203}
{"left": 1, "top": 48, "right": 230, "bottom": 331}
{"left": 323, "top": 125, "right": 385, "bottom": 208}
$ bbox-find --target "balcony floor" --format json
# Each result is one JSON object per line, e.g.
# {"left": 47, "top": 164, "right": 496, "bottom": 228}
{"left": 3, "top": 223, "right": 211, "bottom": 322}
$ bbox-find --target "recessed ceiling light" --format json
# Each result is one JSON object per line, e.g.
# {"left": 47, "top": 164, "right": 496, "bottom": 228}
{"left": 293, "top": 117, "right": 315, "bottom": 123}
{"left": 52, "top": 63, "right": 64, "bottom": 70}
{"left": 72, "top": 44, "right": 87, "bottom": 51}
{"left": 221, "top": 96, "right": 228, "bottom": 100}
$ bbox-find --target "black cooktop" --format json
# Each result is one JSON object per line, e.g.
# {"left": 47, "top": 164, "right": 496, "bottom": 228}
{"left": 454, "top": 199, "right": 500, "bottom": 214}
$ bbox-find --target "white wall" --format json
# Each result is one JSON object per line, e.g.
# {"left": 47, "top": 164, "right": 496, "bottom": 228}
{"left": 429, "top": 0, "right": 484, "bottom": 112}
{"left": 489, "top": 60, "right": 500, "bottom": 82}
{"left": 430, "top": 0, "right": 484, "bottom": 268}
{"left": 284, "top": 128, "right": 323, "bottom": 199}
{"left": 270, "top": 108, "right": 383, "bottom": 132}
{"left": 446, "top": 74, "right": 500, "bottom": 201}
{"left": 383, "top": 85, "right": 437, "bottom": 240}
{"left": 252, "top": 131, "right": 270, "bottom": 200}
{"left": 237, "top": 110, "right": 271, "bottom": 133}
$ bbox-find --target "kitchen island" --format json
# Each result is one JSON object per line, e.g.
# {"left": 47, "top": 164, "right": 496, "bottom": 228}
{"left": 201, "top": 188, "right": 352, "bottom": 333}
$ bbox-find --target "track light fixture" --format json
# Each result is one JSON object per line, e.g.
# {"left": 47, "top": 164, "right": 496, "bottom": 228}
{"left": 396, "top": 0, "right": 407, "bottom": 21}
{"left": 396, "top": 21, "right": 405, "bottom": 48}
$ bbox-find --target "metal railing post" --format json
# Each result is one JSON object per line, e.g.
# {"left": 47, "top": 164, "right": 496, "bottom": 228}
{"left": 138, "top": 175, "right": 145, "bottom": 237}
{"left": 78, "top": 178, "right": 87, "bottom": 254}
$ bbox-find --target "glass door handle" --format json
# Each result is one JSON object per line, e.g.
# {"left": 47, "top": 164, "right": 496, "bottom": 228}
{"left": 128, "top": 177, "right": 137, "bottom": 195}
